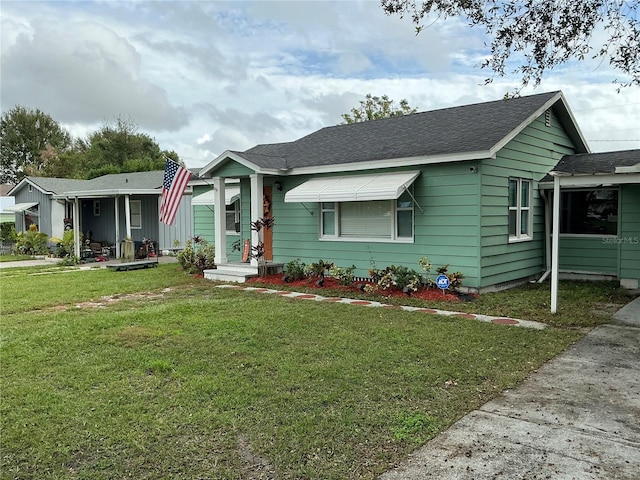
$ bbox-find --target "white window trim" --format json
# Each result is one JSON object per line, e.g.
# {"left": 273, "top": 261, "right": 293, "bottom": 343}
{"left": 130, "top": 200, "right": 142, "bottom": 230}
{"left": 509, "top": 178, "right": 532, "bottom": 243}
{"left": 225, "top": 199, "right": 240, "bottom": 235}
{"left": 320, "top": 197, "right": 414, "bottom": 243}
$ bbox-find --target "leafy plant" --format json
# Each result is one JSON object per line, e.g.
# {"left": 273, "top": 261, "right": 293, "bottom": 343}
{"left": 373, "top": 265, "right": 422, "bottom": 294}
{"left": 305, "top": 259, "right": 333, "bottom": 279}
{"left": 51, "top": 229, "right": 76, "bottom": 258}
{"left": 284, "top": 258, "right": 306, "bottom": 281}
{"left": 329, "top": 264, "right": 356, "bottom": 286}
{"left": 12, "top": 224, "right": 48, "bottom": 255}
{"left": 177, "top": 236, "right": 215, "bottom": 274}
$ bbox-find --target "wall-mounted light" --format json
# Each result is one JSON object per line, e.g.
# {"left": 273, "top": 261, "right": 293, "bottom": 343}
{"left": 274, "top": 181, "right": 283, "bottom": 191}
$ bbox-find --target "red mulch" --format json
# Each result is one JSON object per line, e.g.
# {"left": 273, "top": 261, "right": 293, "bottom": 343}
{"left": 246, "top": 274, "right": 463, "bottom": 302}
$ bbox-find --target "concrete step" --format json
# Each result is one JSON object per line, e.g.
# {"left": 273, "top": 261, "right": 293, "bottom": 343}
{"left": 203, "top": 263, "right": 284, "bottom": 283}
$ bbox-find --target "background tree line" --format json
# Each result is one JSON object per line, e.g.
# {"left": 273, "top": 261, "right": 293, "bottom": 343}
{"left": 0, "top": 105, "right": 181, "bottom": 184}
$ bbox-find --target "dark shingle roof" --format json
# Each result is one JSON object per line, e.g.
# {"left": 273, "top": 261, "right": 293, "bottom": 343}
{"left": 236, "top": 91, "right": 566, "bottom": 169}
{"left": 27, "top": 177, "right": 90, "bottom": 194}
{"left": 543, "top": 149, "right": 640, "bottom": 180}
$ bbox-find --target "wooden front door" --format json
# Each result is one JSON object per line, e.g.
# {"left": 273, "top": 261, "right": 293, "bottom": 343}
{"left": 263, "top": 186, "right": 273, "bottom": 261}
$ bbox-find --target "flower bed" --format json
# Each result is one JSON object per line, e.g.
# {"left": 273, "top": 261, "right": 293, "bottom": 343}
{"left": 246, "top": 274, "right": 465, "bottom": 302}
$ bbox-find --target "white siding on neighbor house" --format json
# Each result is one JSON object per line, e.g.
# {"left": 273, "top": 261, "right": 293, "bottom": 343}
{"left": 158, "top": 195, "right": 193, "bottom": 251}
{"left": 51, "top": 200, "right": 67, "bottom": 240}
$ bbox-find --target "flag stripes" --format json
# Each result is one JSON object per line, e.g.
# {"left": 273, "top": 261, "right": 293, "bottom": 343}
{"left": 159, "top": 159, "right": 191, "bottom": 226}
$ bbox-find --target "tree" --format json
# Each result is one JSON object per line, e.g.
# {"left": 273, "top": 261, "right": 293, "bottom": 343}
{"left": 81, "top": 116, "right": 171, "bottom": 179}
{"left": 0, "top": 106, "right": 72, "bottom": 184}
{"left": 342, "top": 94, "right": 417, "bottom": 124}
{"left": 381, "top": 0, "right": 640, "bottom": 89}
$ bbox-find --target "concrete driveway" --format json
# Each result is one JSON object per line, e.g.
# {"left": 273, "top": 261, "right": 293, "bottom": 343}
{"left": 381, "top": 298, "right": 640, "bottom": 479}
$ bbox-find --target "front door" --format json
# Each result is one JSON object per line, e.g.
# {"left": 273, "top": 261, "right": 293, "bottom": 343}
{"left": 263, "top": 186, "right": 273, "bottom": 261}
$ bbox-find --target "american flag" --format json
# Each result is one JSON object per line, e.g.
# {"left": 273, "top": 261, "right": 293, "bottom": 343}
{"left": 159, "top": 159, "right": 192, "bottom": 226}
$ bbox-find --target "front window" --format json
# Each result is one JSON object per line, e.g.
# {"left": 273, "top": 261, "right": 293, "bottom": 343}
{"left": 320, "top": 192, "right": 413, "bottom": 241}
{"left": 509, "top": 178, "right": 532, "bottom": 242}
{"left": 130, "top": 200, "right": 142, "bottom": 229}
{"left": 226, "top": 199, "right": 240, "bottom": 234}
{"left": 561, "top": 189, "right": 618, "bottom": 235}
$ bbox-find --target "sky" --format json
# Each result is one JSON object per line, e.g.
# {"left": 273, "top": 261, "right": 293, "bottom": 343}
{"left": 1, "top": 0, "right": 639, "bottom": 169}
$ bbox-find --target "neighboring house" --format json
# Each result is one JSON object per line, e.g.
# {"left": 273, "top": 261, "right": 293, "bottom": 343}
{"left": 198, "top": 90, "right": 628, "bottom": 291}
{"left": 0, "top": 184, "right": 16, "bottom": 225}
{"left": 7, "top": 171, "right": 193, "bottom": 257}
{"left": 540, "top": 149, "right": 640, "bottom": 290}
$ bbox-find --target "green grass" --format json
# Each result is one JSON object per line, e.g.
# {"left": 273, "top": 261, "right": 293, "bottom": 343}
{"left": 0, "top": 254, "right": 36, "bottom": 262}
{"left": 249, "top": 278, "right": 637, "bottom": 328}
{"left": 0, "top": 266, "right": 631, "bottom": 479}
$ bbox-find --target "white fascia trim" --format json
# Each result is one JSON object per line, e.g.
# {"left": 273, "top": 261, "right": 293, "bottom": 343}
{"left": 488, "top": 92, "right": 589, "bottom": 157}
{"left": 282, "top": 151, "right": 491, "bottom": 177}
{"left": 539, "top": 172, "right": 640, "bottom": 188}
{"left": 53, "top": 189, "right": 165, "bottom": 199}
{"left": 616, "top": 164, "right": 640, "bottom": 174}
{"left": 200, "top": 150, "right": 284, "bottom": 177}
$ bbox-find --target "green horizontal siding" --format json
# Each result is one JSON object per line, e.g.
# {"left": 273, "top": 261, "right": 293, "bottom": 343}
{"left": 479, "top": 111, "right": 576, "bottom": 287}
{"left": 272, "top": 165, "right": 481, "bottom": 287}
{"left": 620, "top": 184, "right": 640, "bottom": 282}
{"left": 213, "top": 161, "right": 254, "bottom": 178}
{"left": 559, "top": 237, "right": 618, "bottom": 274}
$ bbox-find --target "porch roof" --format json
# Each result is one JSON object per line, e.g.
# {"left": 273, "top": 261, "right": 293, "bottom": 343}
{"left": 540, "top": 149, "right": 640, "bottom": 188}
{"left": 2, "top": 202, "right": 38, "bottom": 213}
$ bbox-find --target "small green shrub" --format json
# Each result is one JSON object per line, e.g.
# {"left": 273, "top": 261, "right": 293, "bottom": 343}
{"left": 305, "top": 259, "right": 333, "bottom": 278}
{"left": 177, "top": 236, "right": 216, "bottom": 274}
{"left": 329, "top": 264, "right": 356, "bottom": 286}
{"left": 284, "top": 258, "right": 306, "bottom": 281}
{"left": 51, "top": 229, "right": 76, "bottom": 258}
{"left": 12, "top": 225, "right": 48, "bottom": 255}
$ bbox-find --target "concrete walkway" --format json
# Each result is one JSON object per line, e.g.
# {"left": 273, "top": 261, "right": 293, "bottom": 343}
{"left": 381, "top": 296, "right": 640, "bottom": 479}
{"left": 0, "top": 255, "right": 178, "bottom": 269}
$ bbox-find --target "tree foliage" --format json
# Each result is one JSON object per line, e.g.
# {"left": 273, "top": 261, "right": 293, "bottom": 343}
{"left": 0, "top": 106, "right": 72, "bottom": 184}
{"left": 381, "top": 0, "right": 640, "bottom": 89}
{"left": 82, "top": 116, "right": 168, "bottom": 179}
{"left": 342, "top": 94, "right": 417, "bottom": 124}
{"left": 0, "top": 108, "right": 181, "bottom": 182}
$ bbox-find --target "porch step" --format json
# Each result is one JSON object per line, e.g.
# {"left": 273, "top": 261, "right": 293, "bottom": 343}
{"left": 203, "top": 263, "right": 284, "bottom": 283}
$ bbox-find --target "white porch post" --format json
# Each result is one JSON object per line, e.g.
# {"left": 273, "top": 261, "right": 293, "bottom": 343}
{"left": 250, "top": 173, "right": 264, "bottom": 267}
{"left": 114, "top": 196, "right": 120, "bottom": 258}
{"left": 73, "top": 196, "right": 81, "bottom": 257}
{"left": 551, "top": 174, "right": 561, "bottom": 314}
{"left": 213, "top": 177, "right": 228, "bottom": 265}
{"left": 124, "top": 195, "right": 132, "bottom": 239}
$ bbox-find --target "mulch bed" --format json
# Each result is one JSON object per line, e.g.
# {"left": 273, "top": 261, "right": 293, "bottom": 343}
{"left": 246, "top": 274, "right": 465, "bottom": 302}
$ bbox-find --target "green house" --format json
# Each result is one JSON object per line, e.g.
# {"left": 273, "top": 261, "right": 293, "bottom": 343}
{"left": 196, "top": 91, "right": 639, "bottom": 291}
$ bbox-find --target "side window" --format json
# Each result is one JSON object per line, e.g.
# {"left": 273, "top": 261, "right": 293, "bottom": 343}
{"left": 508, "top": 178, "right": 532, "bottom": 242}
{"left": 130, "top": 200, "right": 142, "bottom": 229}
{"left": 226, "top": 199, "right": 240, "bottom": 234}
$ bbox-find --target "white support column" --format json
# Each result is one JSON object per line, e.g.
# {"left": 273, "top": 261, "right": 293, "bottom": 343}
{"left": 114, "top": 196, "right": 120, "bottom": 258}
{"left": 124, "top": 195, "right": 132, "bottom": 239}
{"left": 213, "top": 177, "right": 228, "bottom": 265}
{"left": 551, "top": 174, "right": 561, "bottom": 314}
{"left": 250, "top": 173, "right": 264, "bottom": 267}
{"left": 73, "top": 196, "right": 81, "bottom": 257}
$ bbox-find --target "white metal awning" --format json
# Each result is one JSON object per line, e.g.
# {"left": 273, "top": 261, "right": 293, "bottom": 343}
{"left": 191, "top": 187, "right": 240, "bottom": 206}
{"left": 2, "top": 202, "right": 38, "bottom": 213}
{"left": 284, "top": 171, "right": 420, "bottom": 203}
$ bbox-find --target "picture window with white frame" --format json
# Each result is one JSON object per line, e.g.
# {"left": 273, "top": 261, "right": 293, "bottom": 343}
{"left": 320, "top": 191, "right": 414, "bottom": 242}
{"left": 508, "top": 178, "right": 532, "bottom": 241}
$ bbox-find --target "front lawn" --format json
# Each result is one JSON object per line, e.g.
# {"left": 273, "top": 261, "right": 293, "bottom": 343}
{"left": 0, "top": 266, "right": 629, "bottom": 478}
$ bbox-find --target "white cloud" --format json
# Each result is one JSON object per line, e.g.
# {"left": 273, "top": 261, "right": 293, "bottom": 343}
{"left": 1, "top": 0, "right": 637, "bottom": 168}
